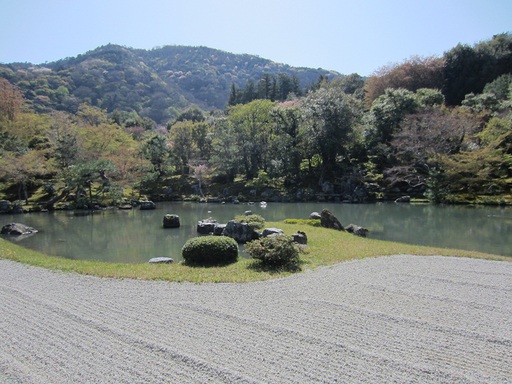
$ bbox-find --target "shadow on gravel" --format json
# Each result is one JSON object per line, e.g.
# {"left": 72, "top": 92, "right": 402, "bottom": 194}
{"left": 246, "top": 260, "right": 303, "bottom": 274}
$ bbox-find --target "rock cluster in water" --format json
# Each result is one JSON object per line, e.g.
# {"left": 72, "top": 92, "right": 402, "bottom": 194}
{"left": 1, "top": 223, "right": 38, "bottom": 236}
{"left": 318, "top": 209, "right": 368, "bottom": 237}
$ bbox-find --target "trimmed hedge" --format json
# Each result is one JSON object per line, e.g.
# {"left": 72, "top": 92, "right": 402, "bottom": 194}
{"left": 182, "top": 236, "right": 239, "bottom": 265}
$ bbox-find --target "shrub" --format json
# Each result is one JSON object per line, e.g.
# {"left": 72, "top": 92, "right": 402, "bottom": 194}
{"left": 283, "top": 218, "right": 321, "bottom": 227}
{"left": 234, "top": 214, "right": 266, "bottom": 230}
{"left": 182, "top": 236, "right": 238, "bottom": 265}
{"left": 245, "top": 234, "right": 300, "bottom": 267}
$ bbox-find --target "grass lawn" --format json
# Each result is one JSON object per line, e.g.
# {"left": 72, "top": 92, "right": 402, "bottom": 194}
{"left": 0, "top": 221, "right": 509, "bottom": 283}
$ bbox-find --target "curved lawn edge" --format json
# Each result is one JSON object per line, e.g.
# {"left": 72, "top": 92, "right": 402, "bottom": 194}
{"left": 0, "top": 221, "right": 509, "bottom": 283}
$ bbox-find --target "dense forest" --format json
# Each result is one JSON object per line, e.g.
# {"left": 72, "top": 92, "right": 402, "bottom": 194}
{"left": 0, "top": 33, "right": 511, "bottom": 210}
{"left": 0, "top": 45, "right": 339, "bottom": 122}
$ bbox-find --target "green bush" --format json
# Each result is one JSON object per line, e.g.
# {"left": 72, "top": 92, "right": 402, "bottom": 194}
{"left": 234, "top": 214, "right": 266, "bottom": 230}
{"left": 182, "top": 236, "right": 239, "bottom": 265}
{"left": 283, "top": 218, "right": 321, "bottom": 227}
{"left": 245, "top": 234, "right": 300, "bottom": 267}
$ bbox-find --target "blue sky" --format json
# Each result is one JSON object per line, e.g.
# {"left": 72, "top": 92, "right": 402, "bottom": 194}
{"left": 1, "top": 0, "right": 510, "bottom": 76}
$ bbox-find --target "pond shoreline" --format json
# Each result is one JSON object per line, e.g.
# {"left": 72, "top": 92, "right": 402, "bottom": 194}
{"left": 1, "top": 192, "right": 512, "bottom": 215}
{"left": 1, "top": 201, "right": 512, "bottom": 263}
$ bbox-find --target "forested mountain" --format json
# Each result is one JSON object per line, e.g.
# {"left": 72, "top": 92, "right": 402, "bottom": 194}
{"left": 1, "top": 34, "right": 511, "bottom": 209}
{"left": 0, "top": 44, "right": 340, "bottom": 124}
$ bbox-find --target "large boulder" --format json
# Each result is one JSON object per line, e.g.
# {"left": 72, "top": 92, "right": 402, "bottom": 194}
{"left": 163, "top": 214, "right": 180, "bottom": 228}
{"left": 222, "top": 220, "right": 260, "bottom": 244}
{"left": 213, "top": 224, "right": 226, "bottom": 236}
{"left": 1, "top": 223, "right": 38, "bottom": 236}
{"left": 346, "top": 224, "right": 369, "bottom": 237}
{"left": 261, "top": 228, "right": 284, "bottom": 237}
{"left": 320, "top": 209, "right": 344, "bottom": 231}
{"left": 197, "top": 219, "right": 217, "bottom": 234}
{"left": 148, "top": 257, "right": 174, "bottom": 264}
{"left": 292, "top": 231, "right": 308, "bottom": 244}
{"left": 0, "top": 200, "right": 12, "bottom": 213}
{"left": 395, "top": 195, "right": 411, "bottom": 203}
{"left": 140, "top": 201, "right": 156, "bottom": 210}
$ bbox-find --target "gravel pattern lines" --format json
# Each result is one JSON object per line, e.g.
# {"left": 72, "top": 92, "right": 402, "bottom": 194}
{"left": 0, "top": 255, "right": 511, "bottom": 383}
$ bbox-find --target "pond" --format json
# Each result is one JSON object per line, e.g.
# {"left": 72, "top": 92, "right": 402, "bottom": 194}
{"left": 1, "top": 202, "right": 511, "bottom": 263}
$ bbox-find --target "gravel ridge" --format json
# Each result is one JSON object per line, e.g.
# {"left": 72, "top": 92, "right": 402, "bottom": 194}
{"left": 0, "top": 255, "right": 511, "bottom": 383}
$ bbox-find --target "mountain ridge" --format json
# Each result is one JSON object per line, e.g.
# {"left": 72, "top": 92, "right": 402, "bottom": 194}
{"left": 0, "top": 44, "right": 342, "bottom": 123}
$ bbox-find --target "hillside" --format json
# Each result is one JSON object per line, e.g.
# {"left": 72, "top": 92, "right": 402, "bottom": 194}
{"left": 0, "top": 44, "right": 341, "bottom": 124}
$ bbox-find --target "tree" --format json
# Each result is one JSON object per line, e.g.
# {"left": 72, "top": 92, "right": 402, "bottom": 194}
{"left": 210, "top": 117, "right": 241, "bottom": 183}
{"left": 168, "top": 121, "right": 195, "bottom": 174}
{"left": 174, "top": 106, "right": 205, "bottom": 123}
{"left": 191, "top": 121, "right": 212, "bottom": 159}
{"left": 228, "top": 99, "right": 275, "bottom": 179}
{"left": 228, "top": 83, "right": 239, "bottom": 106}
{"left": 301, "top": 87, "right": 360, "bottom": 181}
{"left": 387, "top": 107, "right": 479, "bottom": 192}
{"left": 242, "top": 79, "right": 256, "bottom": 104}
{"left": 141, "top": 134, "right": 171, "bottom": 178}
{"left": 270, "top": 101, "right": 304, "bottom": 178}
{"left": 0, "top": 149, "right": 54, "bottom": 204}
{"left": 461, "top": 92, "right": 500, "bottom": 112}
{"left": 415, "top": 88, "right": 445, "bottom": 107}
{"left": 0, "top": 78, "right": 24, "bottom": 122}
{"left": 443, "top": 33, "right": 512, "bottom": 105}
{"left": 48, "top": 111, "right": 80, "bottom": 171}
{"left": 192, "top": 164, "right": 212, "bottom": 197}
{"left": 66, "top": 159, "right": 117, "bottom": 208}
{"left": 365, "top": 88, "right": 418, "bottom": 146}
{"left": 329, "top": 73, "right": 365, "bottom": 98}
{"left": 364, "top": 56, "right": 444, "bottom": 105}
{"left": 483, "top": 74, "right": 512, "bottom": 101}
{"left": 257, "top": 73, "right": 274, "bottom": 100}
{"left": 76, "top": 103, "right": 108, "bottom": 126}
{"left": 277, "top": 73, "right": 296, "bottom": 101}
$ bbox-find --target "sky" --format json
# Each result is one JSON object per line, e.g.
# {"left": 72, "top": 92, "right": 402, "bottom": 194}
{"left": 0, "top": 0, "right": 510, "bottom": 76}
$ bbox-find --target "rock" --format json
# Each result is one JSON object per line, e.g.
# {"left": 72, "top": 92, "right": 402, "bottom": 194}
{"left": 118, "top": 204, "right": 133, "bottom": 210}
{"left": 197, "top": 219, "right": 217, "bottom": 234}
{"left": 320, "top": 209, "right": 344, "bottom": 231}
{"left": 213, "top": 224, "right": 226, "bottom": 236}
{"left": 148, "top": 257, "right": 174, "bottom": 264}
{"left": 244, "top": 210, "right": 253, "bottom": 216}
{"left": 140, "top": 201, "right": 156, "bottom": 210}
{"left": 309, "top": 212, "right": 321, "bottom": 220}
{"left": 0, "top": 200, "right": 12, "bottom": 213}
{"left": 395, "top": 196, "right": 411, "bottom": 203}
{"left": 163, "top": 214, "right": 180, "bottom": 228}
{"left": 222, "top": 220, "right": 260, "bottom": 244}
{"left": 1, "top": 223, "right": 38, "bottom": 236}
{"left": 11, "top": 205, "right": 26, "bottom": 214}
{"left": 292, "top": 231, "right": 308, "bottom": 244}
{"left": 261, "top": 228, "right": 284, "bottom": 237}
{"left": 346, "top": 224, "right": 369, "bottom": 237}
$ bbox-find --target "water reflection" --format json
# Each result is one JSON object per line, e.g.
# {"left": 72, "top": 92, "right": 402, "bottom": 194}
{"left": 1, "top": 202, "right": 511, "bottom": 263}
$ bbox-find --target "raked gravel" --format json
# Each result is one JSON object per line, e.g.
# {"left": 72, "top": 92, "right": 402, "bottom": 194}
{"left": 0, "top": 255, "right": 511, "bottom": 383}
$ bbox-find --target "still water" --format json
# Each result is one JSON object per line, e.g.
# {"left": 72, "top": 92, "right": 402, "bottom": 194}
{"left": 1, "top": 202, "right": 511, "bottom": 263}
